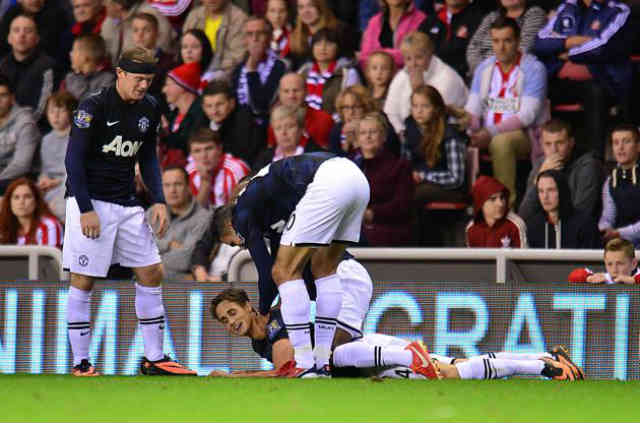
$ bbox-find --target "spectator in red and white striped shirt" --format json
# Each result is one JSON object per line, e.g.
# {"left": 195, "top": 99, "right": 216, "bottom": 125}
{"left": 0, "top": 177, "right": 63, "bottom": 248}
{"left": 186, "top": 127, "right": 249, "bottom": 209}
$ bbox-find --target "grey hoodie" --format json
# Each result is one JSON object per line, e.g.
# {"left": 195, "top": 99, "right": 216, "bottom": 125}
{"left": 0, "top": 104, "right": 40, "bottom": 182}
{"left": 518, "top": 150, "right": 603, "bottom": 222}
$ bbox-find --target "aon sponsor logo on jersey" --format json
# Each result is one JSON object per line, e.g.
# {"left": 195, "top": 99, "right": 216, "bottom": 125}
{"left": 102, "top": 136, "right": 143, "bottom": 157}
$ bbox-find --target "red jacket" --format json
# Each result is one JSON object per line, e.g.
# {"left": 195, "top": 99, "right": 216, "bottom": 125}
{"left": 267, "top": 106, "right": 333, "bottom": 148}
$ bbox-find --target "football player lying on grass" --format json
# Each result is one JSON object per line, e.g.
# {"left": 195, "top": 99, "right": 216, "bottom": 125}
{"left": 208, "top": 288, "right": 585, "bottom": 381}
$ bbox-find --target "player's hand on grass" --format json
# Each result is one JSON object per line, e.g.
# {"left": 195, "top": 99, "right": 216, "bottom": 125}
{"left": 80, "top": 211, "right": 101, "bottom": 239}
{"left": 586, "top": 273, "right": 607, "bottom": 284}
{"left": 150, "top": 203, "right": 169, "bottom": 238}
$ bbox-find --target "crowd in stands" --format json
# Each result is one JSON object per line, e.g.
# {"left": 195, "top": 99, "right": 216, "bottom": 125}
{"left": 0, "top": 0, "right": 639, "bottom": 282}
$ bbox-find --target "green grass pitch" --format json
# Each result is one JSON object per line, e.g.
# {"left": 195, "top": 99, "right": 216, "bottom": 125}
{"left": 2, "top": 375, "right": 639, "bottom": 422}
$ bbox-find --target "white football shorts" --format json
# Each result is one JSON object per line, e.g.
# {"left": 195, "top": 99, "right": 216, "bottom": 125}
{"left": 336, "top": 258, "right": 373, "bottom": 338}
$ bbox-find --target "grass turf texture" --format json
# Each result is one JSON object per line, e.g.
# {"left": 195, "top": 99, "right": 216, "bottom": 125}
{"left": 2, "top": 375, "right": 639, "bottom": 422}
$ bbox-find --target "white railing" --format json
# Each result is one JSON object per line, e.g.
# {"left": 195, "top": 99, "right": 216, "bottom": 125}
{"left": 0, "top": 245, "right": 64, "bottom": 280}
{"left": 227, "top": 248, "right": 623, "bottom": 284}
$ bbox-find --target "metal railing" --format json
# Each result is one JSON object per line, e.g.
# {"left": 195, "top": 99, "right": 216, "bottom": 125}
{"left": 227, "top": 248, "right": 622, "bottom": 284}
{"left": 0, "top": 245, "right": 64, "bottom": 280}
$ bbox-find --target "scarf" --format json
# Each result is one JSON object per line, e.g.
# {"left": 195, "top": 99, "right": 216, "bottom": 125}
{"left": 305, "top": 60, "right": 337, "bottom": 110}
{"left": 237, "top": 49, "right": 278, "bottom": 108}
{"left": 271, "top": 26, "right": 290, "bottom": 57}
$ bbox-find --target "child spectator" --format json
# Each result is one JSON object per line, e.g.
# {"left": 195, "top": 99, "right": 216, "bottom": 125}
{"left": 62, "top": 34, "right": 115, "bottom": 103}
{"left": 38, "top": 92, "right": 78, "bottom": 222}
{"left": 185, "top": 128, "right": 249, "bottom": 209}
{"left": 298, "top": 28, "right": 360, "bottom": 117}
{"left": 0, "top": 177, "right": 63, "bottom": 248}
{"left": 265, "top": 0, "right": 292, "bottom": 57}
{"left": 364, "top": 51, "right": 395, "bottom": 110}
{"left": 131, "top": 13, "right": 176, "bottom": 71}
{"left": 599, "top": 124, "right": 640, "bottom": 248}
{"left": 526, "top": 169, "right": 601, "bottom": 249}
{"left": 406, "top": 85, "right": 468, "bottom": 205}
{"left": 568, "top": 238, "right": 640, "bottom": 284}
{"left": 466, "top": 175, "right": 527, "bottom": 248}
{"left": 178, "top": 29, "right": 214, "bottom": 90}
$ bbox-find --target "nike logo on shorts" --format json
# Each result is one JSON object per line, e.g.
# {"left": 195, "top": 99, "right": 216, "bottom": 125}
{"left": 80, "top": 331, "right": 90, "bottom": 336}
{"left": 107, "top": 121, "right": 119, "bottom": 126}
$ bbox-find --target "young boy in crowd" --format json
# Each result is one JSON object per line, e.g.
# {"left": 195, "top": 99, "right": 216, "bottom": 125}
{"left": 62, "top": 34, "right": 114, "bottom": 102}
{"left": 568, "top": 238, "right": 640, "bottom": 284}
{"left": 131, "top": 13, "right": 175, "bottom": 72}
{"left": 37, "top": 91, "right": 78, "bottom": 221}
{"left": 599, "top": 124, "right": 640, "bottom": 248}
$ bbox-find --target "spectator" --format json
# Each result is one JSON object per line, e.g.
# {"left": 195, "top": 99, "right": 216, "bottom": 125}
{"left": 0, "top": 14, "right": 59, "bottom": 122}
{"left": 384, "top": 31, "right": 468, "bottom": 135}
{"left": 534, "top": 0, "right": 633, "bottom": 157}
{"left": 287, "top": 0, "right": 358, "bottom": 68}
{"left": 518, "top": 119, "right": 603, "bottom": 222}
{"left": 183, "top": 0, "right": 248, "bottom": 80}
{"left": 467, "top": 0, "right": 546, "bottom": 74}
{"left": 190, "top": 214, "right": 241, "bottom": 281}
{"left": 356, "top": 112, "right": 413, "bottom": 246}
{"left": 330, "top": 84, "right": 400, "bottom": 158}
{"left": 70, "top": 0, "right": 107, "bottom": 37}
{"left": 150, "top": 166, "right": 211, "bottom": 280}
{"left": 178, "top": 29, "right": 214, "bottom": 89}
{"left": 418, "top": 0, "right": 484, "bottom": 79}
{"left": 37, "top": 92, "right": 78, "bottom": 222}
{"left": 568, "top": 238, "right": 640, "bottom": 284}
{"left": 465, "top": 16, "right": 547, "bottom": 207}
{"left": 266, "top": 72, "right": 334, "bottom": 149}
{"left": 466, "top": 175, "right": 527, "bottom": 247}
{"left": 147, "top": 0, "right": 194, "bottom": 32}
{"left": 254, "top": 104, "right": 323, "bottom": 169}
{"left": 0, "top": 177, "right": 63, "bottom": 248}
{"left": 131, "top": 13, "right": 176, "bottom": 72}
{"left": 185, "top": 127, "right": 249, "bottom": 209}
{"left": 364, "top": 50, "right": 395, "bottom": 110}
{"left": 160, "top": 62, "right": 206, "bottom": 167}
{"left": 599, "top": 124, "right": 640, "bottom": 248}
{"left": 101, "top": 0, "right": 176, "bottom": 64}
{"left": 266, "top": 0, "right": 291, "bottom": 58}
{"left": 298, "top": 28, "right": 360, "bottom": 116}
{"left": 61, "top": 34, "right": 115, "bottom": 103}
{"left": 0, "top": 0, "right": 70, "bottom": 64}
{"left": 406, "top": 85, "right": 468, "bottom": 205}
{"left": 231, "top": 16, "right": 289, "bottom": 125}
{"left": 359, "top": 0, "right": 426, "bottom": 70}
{"left": 0, "top": 76, "right": 40, "bottom": 196}
{"left": 526, "top": 169, "right": 601, "bottom": 249}
{"left": 202, "top": 79, "right": 265, "bottom": 166}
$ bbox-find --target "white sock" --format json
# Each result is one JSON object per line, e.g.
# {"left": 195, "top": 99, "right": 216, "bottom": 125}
{"left": 478, "top": 351, "right": 552, "bottom": 361}
{"left": 313, "top": 273, "right": 342, "bottom": 368}
{"left": 66, "top": 286, "right": 91, "bottom": 366}
{"left": 278, "top": 279, "right": 314, "bottom": 369}
{"left": 455, "top": 358, "right": 545, "bottom": 379}
{"left": 333, "top": 341, "right": 413, "bottom": 368}
{"left": 135, "top": 283, "right": 165, "bottom": 362}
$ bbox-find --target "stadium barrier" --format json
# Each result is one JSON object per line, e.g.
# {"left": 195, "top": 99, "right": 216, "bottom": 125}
{"left": 0, "top": 246, "right": 64, "bottom": 281}
{"left": 228, "top": 248, "right": 627, "bottom": 284}
{"left": 1, "top": 279, "right": 638, "bottom": 379}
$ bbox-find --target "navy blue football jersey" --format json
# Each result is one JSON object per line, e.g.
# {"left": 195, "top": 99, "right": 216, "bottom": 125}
{"left": 251, "top": 306, "right": 289, "bottom": 363}
{"left": 65, "top": 86, "right": 164, "bottom": 213}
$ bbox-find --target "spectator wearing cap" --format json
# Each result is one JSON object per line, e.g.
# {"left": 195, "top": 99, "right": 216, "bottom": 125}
{"left": 231, "top": 16, "right": 289, "bottom": 126}
{"left": 0, "top": 76, "right": 41, "bottom": 196}
{"left": 160, "top": 61, "right": 207, "bottom": 167}
{"left": 0, "top": 14, "right": 60, "bottom": 123}
{"left": 0, "top": 0, "right": 70, "bottom": 63}
{"left": 465, "top": 175, "right": 528, "bottom": 248}
{"left": 61, "top": 34, "right": 115, "bottom": 103}
{"left": 101, "top": 0, "right": 176, "bottom": 64}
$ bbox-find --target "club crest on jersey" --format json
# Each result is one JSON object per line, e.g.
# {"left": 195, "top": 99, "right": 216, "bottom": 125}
{"left": 74, "top": 110, "right": 93, "bottom": 128}
{"left": 138, "top": 117, "right": 150, "bottom": 133}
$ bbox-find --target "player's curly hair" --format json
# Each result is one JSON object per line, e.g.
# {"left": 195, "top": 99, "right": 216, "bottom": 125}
{"left": 210, "top": 288, "right": 250, "bottom": 320}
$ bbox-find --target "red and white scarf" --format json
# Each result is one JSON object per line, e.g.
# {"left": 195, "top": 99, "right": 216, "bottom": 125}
{"left": 305, "top": 61, "right": 337, "bottom": 110}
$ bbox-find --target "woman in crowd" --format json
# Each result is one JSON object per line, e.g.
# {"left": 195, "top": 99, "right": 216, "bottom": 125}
{"left": 466, "top": 0, "right": 546, "bottom": 73}
{"left": 0, "top": 178, "right": 63, "bottom": 249}
{"left": 329, "top": 85, "right": 400, "bottom": 158}
{"left": 253, "top": 104, "right": 323, "bottom": 169}
{"left": 355, "top": 112, "right": 413, "bottom": 246}
{"left": 178, "top": 29, "right": 214, "bottom": 90}
{"left": 265, "top": 0, "right": 292, "bottom": 57}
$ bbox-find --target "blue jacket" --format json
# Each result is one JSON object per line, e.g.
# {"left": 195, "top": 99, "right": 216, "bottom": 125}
{"left": 534, "top": 0, "right": 633, "bottom": 99}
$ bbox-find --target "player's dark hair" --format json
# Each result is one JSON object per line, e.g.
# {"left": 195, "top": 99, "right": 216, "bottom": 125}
{"left": 162, "top": 165, "right": 189, "bottom": 183}
{"left": 188, "top": 127, "right": 222, "bottom": 150}
{"left": 213, "top": 203, "right": 235, "bottom": 239}
{"left": 202, "top": 79, "right": 234, "bottom": 100}
{"left": 610, "top": 123, "right": 640, "bottom": 145}
{"left": 490, "top": 15, "right": 521, "bottom": 39}
{"left": 210, "top": 288, "right": 250, "bottom": 320}
{"left": 0, "top": 74, "right": 12, "bottom": 93}
{"left": 542, "top": 118, "right": 573, "bottom": 137}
